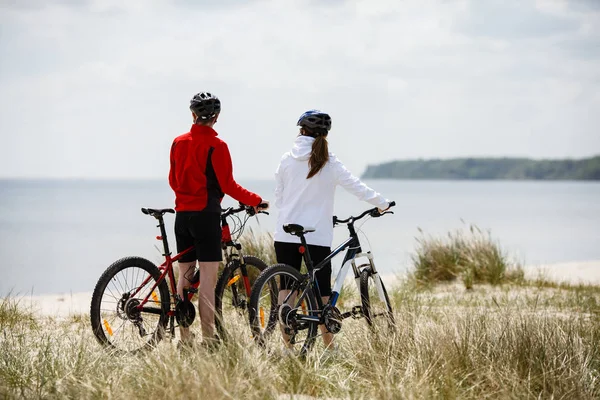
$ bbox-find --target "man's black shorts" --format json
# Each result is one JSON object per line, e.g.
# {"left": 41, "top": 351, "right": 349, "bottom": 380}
{"left": 175, "top": 211, "right": 222, "bottom": 263}
{"left": 274, "top": 241, "right": 332, "bottom": 296}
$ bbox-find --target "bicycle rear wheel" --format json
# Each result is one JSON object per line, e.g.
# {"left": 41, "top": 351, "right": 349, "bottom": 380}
{"left": 214, "top": 255, "right": 268, "bottom": 342}
{"left": 90, "top": 257, "right": 170, "bottom": 353}
{"left": 248, "top": 264, "right": 319, "bottom": 356}
{"left": 359, "top": 266, "right": 395, "bottom": 333}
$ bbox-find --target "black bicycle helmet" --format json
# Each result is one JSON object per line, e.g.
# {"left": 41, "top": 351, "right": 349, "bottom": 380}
{"left": 297, "top": 110, "right": 332, "bottom": 135}
{"left": 189, "top": 92, "right": 221, "bottom": 121}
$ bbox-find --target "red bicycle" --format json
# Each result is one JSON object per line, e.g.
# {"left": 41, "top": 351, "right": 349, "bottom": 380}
{"left": 90, "top": 203, "right": 268, "bottom": 353}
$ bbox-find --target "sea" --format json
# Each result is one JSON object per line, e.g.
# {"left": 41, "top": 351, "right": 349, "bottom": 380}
{"left": 1, "top": 179, "right": 599, "bottom": 296}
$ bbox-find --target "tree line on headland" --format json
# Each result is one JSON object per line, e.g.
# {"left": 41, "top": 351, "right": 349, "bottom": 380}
{"left": 361, "top": 156, "right": 600, "bottom": 180}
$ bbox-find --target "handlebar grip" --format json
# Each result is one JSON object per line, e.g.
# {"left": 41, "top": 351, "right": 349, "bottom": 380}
{"left": 389, "top": 201, "right": 396, "bottom": 207}
{"left": 258, "top": 202, "right": 269, "bottom": 209}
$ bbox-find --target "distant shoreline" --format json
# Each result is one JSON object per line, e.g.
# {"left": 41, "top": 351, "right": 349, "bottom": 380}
{"left": 362, "top": 155, "right": 600, "bottom": 180}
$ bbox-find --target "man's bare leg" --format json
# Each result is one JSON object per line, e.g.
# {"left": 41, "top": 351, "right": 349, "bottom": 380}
{"left": 197, "top": 261, "right": 219, "bottom": 343}
{"left": 178, "top": 261, "right": 196, "bottom": 342}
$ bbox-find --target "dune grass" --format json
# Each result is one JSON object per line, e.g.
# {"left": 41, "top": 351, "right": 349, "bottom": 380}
{"left": 2, "top": 281, "right": 599, "bottom": 399}
{"left": 1, "top": 230, "right": 599, "bottom": 399}
{"left": 239, "top": 229, "right": 277, "bottom": 266}
{"left": 411, "top": 225, "right": 525, "bottom": 289}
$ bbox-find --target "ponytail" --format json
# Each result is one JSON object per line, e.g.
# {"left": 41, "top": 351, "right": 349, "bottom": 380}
{"left": 307, "top": 134, "right": 329, "bottom": 179}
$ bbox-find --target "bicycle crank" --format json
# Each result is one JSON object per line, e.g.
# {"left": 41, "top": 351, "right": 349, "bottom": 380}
{"left": 175, "top": 299, "right": 196, "bottom": 328}
{"left": 278, "top": 304, "right": 297, "bottom": 328}
{"left": 323, "top": 305, "right": 343, "bottom": 334}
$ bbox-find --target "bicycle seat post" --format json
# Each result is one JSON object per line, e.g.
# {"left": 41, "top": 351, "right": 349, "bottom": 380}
{"left": 298, "top": 233, "right": 315, "bottom": 271}
{"left": 156, "top": 215, "right": 171, "bottom": 257}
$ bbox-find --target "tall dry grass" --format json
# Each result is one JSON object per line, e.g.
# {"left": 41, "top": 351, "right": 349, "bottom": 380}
{"left": 239, "top": 229, "right": 277, "bottom": 266}
{"left": 2, "top": 280, "right": 599, "bottom": 399}
{"left": 1, "top": 230, "right": 599, "bottom": 399}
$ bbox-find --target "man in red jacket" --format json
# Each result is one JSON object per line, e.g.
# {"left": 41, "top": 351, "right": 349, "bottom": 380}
{"left": 169, "top": 92, "right": 268, "bottom": 348}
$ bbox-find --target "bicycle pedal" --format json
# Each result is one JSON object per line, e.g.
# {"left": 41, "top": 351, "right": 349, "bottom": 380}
{"left": 351, "top": 305, "right": 364, "bottom": 319}
{"left": 284, "top": 327, "right": 296, "bottom": 336}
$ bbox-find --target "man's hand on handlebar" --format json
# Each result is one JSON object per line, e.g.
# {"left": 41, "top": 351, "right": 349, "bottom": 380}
{"left": 253, "top": 200, "right": 270, "bottom": 215}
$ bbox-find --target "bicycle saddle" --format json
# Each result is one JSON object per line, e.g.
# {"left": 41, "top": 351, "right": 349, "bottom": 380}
{"left": 141, "top": 208, "right": 175, "bottom": 216}
{"left": 283, "top": 223, "right": 316, "bottom": 236}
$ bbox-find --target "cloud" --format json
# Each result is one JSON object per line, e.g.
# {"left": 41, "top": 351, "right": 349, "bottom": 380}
{"left": 458, "top": 0, "right": 580, "bottom": 40}
{"left": 0, "top": 0, "right": 599, "bottom": 179}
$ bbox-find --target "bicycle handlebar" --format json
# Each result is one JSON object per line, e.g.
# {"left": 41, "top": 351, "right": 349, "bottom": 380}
{"left": 221, "top": 202, "right": 270, "bottom": 217}
{"left": 333, "top": 200, "right": 395, "bottom": 226}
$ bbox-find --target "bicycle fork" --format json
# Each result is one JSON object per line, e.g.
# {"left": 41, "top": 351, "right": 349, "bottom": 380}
{"left": 223, "top": 251, "right": 253, "bottom": 309}
{"left": 351, "top": 252, "right": 387, "bottom": 303}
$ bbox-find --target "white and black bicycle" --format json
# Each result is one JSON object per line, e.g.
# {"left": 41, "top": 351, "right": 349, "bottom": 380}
{"left": 248, "top": 202, "right": 396, "bottom": 356}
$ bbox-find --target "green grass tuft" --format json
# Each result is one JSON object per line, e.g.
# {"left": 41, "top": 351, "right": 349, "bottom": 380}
{"left": 0, "top": 295, "right": 38, "bottom": 331}
{"left": 411, "top": 225, "right": 524, "bottom": 288}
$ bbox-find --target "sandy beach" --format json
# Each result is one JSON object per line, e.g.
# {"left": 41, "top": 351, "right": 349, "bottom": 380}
{"left": 23, "top": 291, "right": 92, "bottom": 317}
{"left": 16, "top": 260, "right": 600, "bottom": 318}
{"left": 523, "top": 260, "right": 600, "bottom": 285}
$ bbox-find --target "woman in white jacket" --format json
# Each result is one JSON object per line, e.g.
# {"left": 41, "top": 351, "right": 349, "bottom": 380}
{"left": 274, "top": 109, "right": 390, "bottom": 347}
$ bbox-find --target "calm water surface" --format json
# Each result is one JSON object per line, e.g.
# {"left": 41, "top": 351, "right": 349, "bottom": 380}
{"left": 1, "top": 179, "right": 599, "bottom": 295}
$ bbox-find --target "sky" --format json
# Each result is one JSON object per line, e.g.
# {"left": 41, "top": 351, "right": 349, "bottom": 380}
{"left": 0, "top": 0, "right": 599, "bottom": 180}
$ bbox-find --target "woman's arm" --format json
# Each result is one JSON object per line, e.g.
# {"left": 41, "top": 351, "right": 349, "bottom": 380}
{"left": 334, "top": 156, "right": 389, "bottom": 209}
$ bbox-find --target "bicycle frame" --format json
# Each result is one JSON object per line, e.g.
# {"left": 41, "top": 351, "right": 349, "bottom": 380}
{"left": 282, "top": 210, "right": 389, "bottom": 325}
{"left": 127, "top": 213, "right": 196, "bottom": 317}
{"left": 131, "top": 207, "right": 254, "bottom": 319}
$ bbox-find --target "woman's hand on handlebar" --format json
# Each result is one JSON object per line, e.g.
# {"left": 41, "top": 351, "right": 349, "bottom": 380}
{"left": 377, "top": 200, "right": 395, "bottom": 215}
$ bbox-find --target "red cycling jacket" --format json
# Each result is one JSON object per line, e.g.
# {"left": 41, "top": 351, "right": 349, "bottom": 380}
{"left": 169, "top": 124, "right": 261, "bottom": 212}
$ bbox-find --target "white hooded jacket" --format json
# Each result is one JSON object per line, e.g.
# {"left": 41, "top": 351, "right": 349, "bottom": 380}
{"left": 274, "top": 135, "right": 389, "bottom": 247}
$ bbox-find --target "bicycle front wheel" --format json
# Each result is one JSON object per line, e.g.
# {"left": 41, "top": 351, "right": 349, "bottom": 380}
{"left": 214, "top": 255, "right": 268, "bottom": 342}
{"left": 248, "top": 264, "right": 319, "bottom": 356}
{"left": 359, "top": 266, "right": 395, "bottom": 333}
{"left": 90, "top": 257, "right": 170, "bottom": 353}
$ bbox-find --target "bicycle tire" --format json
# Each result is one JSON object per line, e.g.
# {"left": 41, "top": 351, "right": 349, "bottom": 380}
{"left": 248, "top": 264, "right": 319, "bottom": 356}
{"left": 359, "top": 266, "right": 395, "bottom": 333}
{"left": 90, "top": 256, "right": 170, "bottom": 353}
{"left": 214, "top": 255, "right": 268, "bottom": 341}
